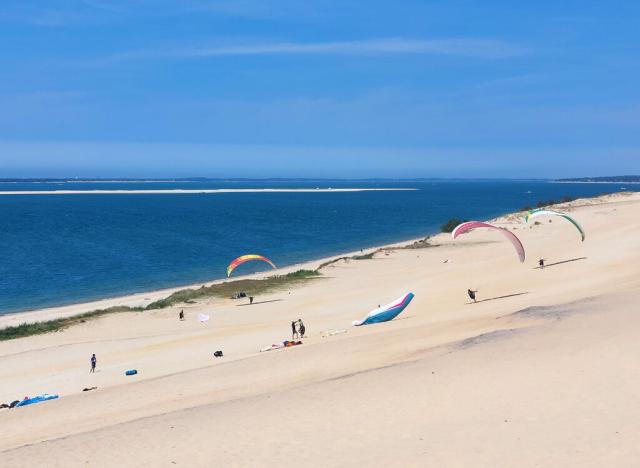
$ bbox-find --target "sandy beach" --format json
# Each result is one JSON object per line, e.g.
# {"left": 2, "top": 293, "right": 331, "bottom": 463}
{"left": 1, "top": 192, "right": 639, "bottom": 467}
{"left": 0, "top": 188, "right": 415, "bottom": 195}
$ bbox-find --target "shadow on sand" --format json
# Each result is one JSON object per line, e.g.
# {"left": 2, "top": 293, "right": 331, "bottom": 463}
{"left": 236, "top": 299, "right": 283, "bottom": 307}
{"left": 534, "top": 257, "right": 588, "bottom": 269}
{"left": 468, "top": 292, "right": 529, "bottom": 305}
{"left": 389, "top": 315, "right": 416, "bottom": 322}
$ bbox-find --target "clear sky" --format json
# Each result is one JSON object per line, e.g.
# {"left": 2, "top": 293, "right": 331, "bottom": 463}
{"left": 1, "top": 0, "right": 639, "bottom": 178}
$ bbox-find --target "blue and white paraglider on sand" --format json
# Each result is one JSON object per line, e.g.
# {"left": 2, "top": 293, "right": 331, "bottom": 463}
{"left": 353, "top": 293, "right": 415, "bottom": 326}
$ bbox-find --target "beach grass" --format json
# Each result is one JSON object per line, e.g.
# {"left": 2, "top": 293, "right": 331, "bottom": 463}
{"left": 317, "top": 251, "right": 380, "bottom": 269}
{"left": 352, "top": 252, "right": 377, "bottom": 260}
{"left": 394, "top": 237, "right": 441, "bottom": 250}
{"left": 0, "top": 270, "right": 323, "bottom": 341}
{"left": 145, "top": 269, "right": 321, "bottom": 310}
{"left": 0, "top": 306, "right": 144, "bottom": 342}
{"left": 0, "top": 231, "right": 445, "bottom": 342}
{"left": 317, "top": 239, "right": 441, "bottom": 270}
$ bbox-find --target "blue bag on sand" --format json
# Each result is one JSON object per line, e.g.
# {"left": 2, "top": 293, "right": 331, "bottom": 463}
{"left": 125, "top": 370, "right": 138, "bottom": 376}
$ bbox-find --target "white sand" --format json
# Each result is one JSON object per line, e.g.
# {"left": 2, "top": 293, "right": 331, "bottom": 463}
{"left": 0, "top": 188, "right": 415, "bottom": 195}
{"left": 0, "top": 192, "right": 639, "bottom": 467}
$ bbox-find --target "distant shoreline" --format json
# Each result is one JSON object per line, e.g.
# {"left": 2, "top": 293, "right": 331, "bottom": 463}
{"left": 0, "top": 231, "right": 430, "bottom": 327}
{"left": 4, "top": 191, "right": 630, "bottom": 326}
{"left": 551, "top": 181, "right": 639, "bottom": 185}
{"left": 1, "top": 190, "right": 634, "bottom": 322}
{"left": 0, "top": 188, "right": 417, "bottom": 195}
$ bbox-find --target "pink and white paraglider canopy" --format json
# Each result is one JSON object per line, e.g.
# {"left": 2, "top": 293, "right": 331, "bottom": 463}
{"left": 452, "top": 221, "right": 526, "bottom": 263}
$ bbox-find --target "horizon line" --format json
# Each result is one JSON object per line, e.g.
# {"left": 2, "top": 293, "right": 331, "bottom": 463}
{"left": 0, "top": 176, "right": 637, "bottom": 183}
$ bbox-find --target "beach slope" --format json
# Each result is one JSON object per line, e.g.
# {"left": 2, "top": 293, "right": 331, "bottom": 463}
{"left": 1, "top": 193, "right": 639, "bottom": 467}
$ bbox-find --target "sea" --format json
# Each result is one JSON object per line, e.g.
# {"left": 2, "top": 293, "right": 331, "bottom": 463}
{"left": 0, "top": 179, "right": 633, "bottom": 315}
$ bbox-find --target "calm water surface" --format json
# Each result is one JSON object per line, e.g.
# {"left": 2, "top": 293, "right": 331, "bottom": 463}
{"left": 0, "top": 180, "right": 631, "bottom": 314}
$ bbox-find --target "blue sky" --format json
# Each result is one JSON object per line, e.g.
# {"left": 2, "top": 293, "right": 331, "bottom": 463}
{"left": 0, "top": 0, "right": 639, "bottom": 178}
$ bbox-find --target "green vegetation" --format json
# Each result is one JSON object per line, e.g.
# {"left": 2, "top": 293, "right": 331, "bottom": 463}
{"left": 0, "top": 270, "right": 322, "bottom": 341}
{"left": 534, "top": 195, "right": 577, "bottom": 209}
{"left": 352, "top": 252, "right": 376, "bottom": 260}
{"left": 441, "top": 218, "right": 466, "bottom": 233}
{"left": 317, "top": 257, "right": 347, "bottom": 269}
{"left": 521, "top": 196, "right": 579, "bottom": 212}
{"left": 398, "top": 237, "right": 441, "bottom": 250}
{"left": 317, "top": 251, "right": 380, "bottom": 269}
{"left": 145, "top": 269, "right": 321, "bottom": 310}
{"left": 0, "top": 306, "right": 143, "bottom": 342}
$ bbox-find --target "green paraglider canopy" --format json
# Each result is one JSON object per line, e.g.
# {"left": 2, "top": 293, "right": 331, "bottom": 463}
{"left": 525, "top": 209, "right": 585, "bottom": 241}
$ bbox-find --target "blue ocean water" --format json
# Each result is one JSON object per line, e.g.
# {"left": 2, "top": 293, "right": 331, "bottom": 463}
{"left": 0, "top": 180, "right": 632, "bottom": 315}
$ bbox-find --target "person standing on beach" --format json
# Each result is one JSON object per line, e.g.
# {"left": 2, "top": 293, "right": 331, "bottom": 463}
{"left": 249, "top": 296, "right": 254, "bottom": 305}
{"left": 468, "top": 289, "right": 478, "bottom": 303}
{"left": 291, "top": 321, "right": 299, "bottom": 340}
{"left": 539, "top": 258, "right": 545, "bottom": 269}
{"left": 179, "top": 310, "right": 185, "bottom": 321}
{"left": 90, "top": 354, "right": 97, "bottom": 373}
{"left": 298, "top": 319, "right": 306, "bottom": 338}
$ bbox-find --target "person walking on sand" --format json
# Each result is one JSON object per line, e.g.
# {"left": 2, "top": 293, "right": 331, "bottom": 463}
{"left": 90, "top": 354, "right": 97, "bottom": 373}
{"left": 539, "top": 258, "right": 545, "bottom": 269}
{"left": 298, "top": 319, "right": 306, "bottom": 338}
{"left": 291, "top": 321, "right": 299, "bottom": 340}
{"left": 179, "top": 310, "right": 184, "bottom": 321}
{"left": 468, "top": 289, "right": 478, "bottom": 303}
{"left": 249, "top": 296, "right": 254, "bottom": 305}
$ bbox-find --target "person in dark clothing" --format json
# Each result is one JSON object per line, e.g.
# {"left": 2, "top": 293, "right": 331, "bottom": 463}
{"left": 298, "top": 319, "right": 306, "bottom": 338}
{"left": 249, "top": 296, "right": 254, "bottom": 305}
{"left": 179, "top": 310, "right": 185, "bottom": 321}
{"left": 539, "top": 258, "right": 545, "bottom": 269}
{"left": 468, "top": 289, "right": 478, "bottom": 303}
{"left": 291, "top": 321, "right": 299, "bottom": 339}
{"left": 90, "top": 354, "right": 97, "bottom": 373}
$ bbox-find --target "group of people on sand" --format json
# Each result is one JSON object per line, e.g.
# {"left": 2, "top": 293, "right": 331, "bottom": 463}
{"left": 291, "top": 319, "right": 306, "bottom": 339}
{"left": 178, "top": 294, "right": 256, "bottom": 323}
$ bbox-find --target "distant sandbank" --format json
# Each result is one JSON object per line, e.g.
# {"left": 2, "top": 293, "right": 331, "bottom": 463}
{"left": 0, "top": 188, "right": 417, "bottom": 195}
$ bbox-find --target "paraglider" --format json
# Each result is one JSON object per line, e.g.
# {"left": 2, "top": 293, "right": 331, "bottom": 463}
{"left": 227, "top": 255, "right": 276, "bottom": 277}
{"left": 525, "top": 209, "right": 585, "bottom": 241}
{"left": 353, "top": 293, "right": 415, "bottom": 326}
{"left": 452, "top": 221, "right": 526, "bottom": 263}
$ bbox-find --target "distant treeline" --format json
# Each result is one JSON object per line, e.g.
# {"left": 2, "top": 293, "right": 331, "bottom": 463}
{"left": 557, "top": 176, "right": 640, "bottom": 183}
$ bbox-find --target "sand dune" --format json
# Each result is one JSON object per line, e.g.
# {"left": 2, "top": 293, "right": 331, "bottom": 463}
{"left": 1, "top": 192, "right": 639, "bottom": 467}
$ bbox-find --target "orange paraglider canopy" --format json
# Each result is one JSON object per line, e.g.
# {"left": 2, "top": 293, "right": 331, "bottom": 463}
{"left": 227, "top": 255, "right": 276, "bottom": 277}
